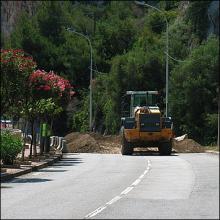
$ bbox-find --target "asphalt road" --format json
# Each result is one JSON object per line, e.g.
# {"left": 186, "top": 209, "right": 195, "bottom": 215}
{"left": 1, "top": 152, "right": 219, "bottom": 219}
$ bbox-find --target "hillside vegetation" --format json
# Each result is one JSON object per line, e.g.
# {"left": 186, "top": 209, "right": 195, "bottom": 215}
{"left": 2, "top": 1, "right": 219, "bottom": 146}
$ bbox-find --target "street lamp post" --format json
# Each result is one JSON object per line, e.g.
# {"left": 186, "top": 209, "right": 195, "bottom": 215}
{"left": 134, "top": 1, "right": 169, "bottom": 117}
{"left": 66, "top": 28, "right": 93, "bottom": 131}
{"left": 218, "top": 88, "right": 219, "bottom": 148}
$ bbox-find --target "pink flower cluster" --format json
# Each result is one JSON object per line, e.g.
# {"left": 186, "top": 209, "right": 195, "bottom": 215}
{"left": 0, "top": 49, "right": 36, "bottom": 72}
{"left": 29, "top": 70, "right": 74, "bottom": 97}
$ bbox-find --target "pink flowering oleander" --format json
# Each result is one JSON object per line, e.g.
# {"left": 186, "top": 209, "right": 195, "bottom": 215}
{"left": 1, "top": 49, "right": 36, "bottom": 72}
{"left": 29, "top": 69, "right": 74, "bottom": 98}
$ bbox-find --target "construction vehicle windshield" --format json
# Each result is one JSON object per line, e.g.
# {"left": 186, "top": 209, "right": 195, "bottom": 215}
{"left": 133, "top": 94, "right": 157, "bottom": 107}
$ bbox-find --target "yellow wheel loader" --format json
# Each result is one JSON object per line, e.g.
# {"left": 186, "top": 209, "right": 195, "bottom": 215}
{"left": 120, "top": 91, "right": 174, "bottom": 155}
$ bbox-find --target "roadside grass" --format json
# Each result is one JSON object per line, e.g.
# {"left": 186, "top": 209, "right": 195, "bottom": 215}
{"left": 204, "top": 145, "right": 219, "bottom": 152}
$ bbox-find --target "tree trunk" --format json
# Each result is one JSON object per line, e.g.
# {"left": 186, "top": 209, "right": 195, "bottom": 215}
{"left": 29, "top": 120, "right": 34, "bottom": 159}
{"left": 39, "top": 120, "right": 44, "bottom": 155}
{"left": 33, "top": 120, "right": 37, "bottom": 157}
{"left": 21, "top": 121, "right": 28, "bottom": 161}
{"left": 33, "top": 132, "right": 37, "bottom": 157}
{"left": 50, "top": 118, "right": 53, "bottom": 135}
{"left": 44, "top": 120, "right": 50, "bottom": 154}
{"left": 12, "top": 118, "right": 15, "bottom": 129}
{"left": 4, "top": 116, "right": 7, "bottom": 128}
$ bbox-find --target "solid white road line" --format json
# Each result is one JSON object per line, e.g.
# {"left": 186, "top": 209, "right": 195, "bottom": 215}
{"left": 84, "top": 160, "right": 152, "bottom": 219}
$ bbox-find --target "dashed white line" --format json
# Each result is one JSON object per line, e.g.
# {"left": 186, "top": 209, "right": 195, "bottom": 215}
{"left": 84, "top": 159, "right": 152, "bottom": 219}
{"left": 139, "top": 174, "right": 145, "bottom": 179}
{"left": 85, "top": 206, "right": 106, "bottom": 218}
{"left": 131, "top": 178, "right": 141, "bottom": 186}
{"left": 106, "top": 196, "right": 121, "bottom": 205}
{"left": 121, "top": 186, "right": 134, "bottom": 195}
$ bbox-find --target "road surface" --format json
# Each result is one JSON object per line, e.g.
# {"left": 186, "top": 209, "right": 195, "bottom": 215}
{"left": 1, "top": 152, "right": 219, "bottom": 219}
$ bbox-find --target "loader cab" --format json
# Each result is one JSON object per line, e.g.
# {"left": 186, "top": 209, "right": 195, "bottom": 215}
{"left": 121, "top": 91, "right": 159, "bottom": 135}
{"left": 127, "top": 91, "right": 159, "bottom": 117}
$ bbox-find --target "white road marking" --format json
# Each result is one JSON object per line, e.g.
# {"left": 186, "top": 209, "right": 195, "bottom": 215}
{"left": 139, "top": 174, "right": 145, "bottom": 179}
{"left": 121, "top": 186, "right": 134, "bottom": 195}
{"left": 84, "top": 160, "right": 152, "bottom": 219}
{"left": 131, "top": 178, "right": 141, "bottom": 186}
{"left": 144, "top": 169, "right": 149, "bottom": 175}
{"left": 32, "top": 172, "right": 40, "bottom": 176}
{"left": 85, "top": 206, "right": 106, "bottom": 218}
{"left": 106, "top": 196, "right": 121, "bottom": 205}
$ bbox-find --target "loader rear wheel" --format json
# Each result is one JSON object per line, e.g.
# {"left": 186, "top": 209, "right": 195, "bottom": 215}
{"left": 158, "top": 141, "right": 172, "bottom": 155}
{"left": 121, "top": 133, "right": 133, "bottom": 155}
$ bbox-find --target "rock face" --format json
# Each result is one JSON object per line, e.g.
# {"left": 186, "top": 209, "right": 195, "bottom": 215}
{"left": 1, "top": 0, "right": 218, "bottom": 43}
{"left": 178, "top": 1, "right": 190, "bottom": 15}
{"left": 207, "top": 0, "right": 219, "bottom": 36}
{"left": 1, "top": 1, "right": 40, "bottom": 41}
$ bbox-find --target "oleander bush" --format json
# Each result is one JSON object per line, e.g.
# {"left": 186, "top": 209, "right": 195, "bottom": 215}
{"left": 0, "top": 130, "right": 23, "bottom": 165}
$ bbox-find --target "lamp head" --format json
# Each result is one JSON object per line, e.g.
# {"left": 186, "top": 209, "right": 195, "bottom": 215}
{"left": 134, "top": 1, "right": 146, "bottom": 6}
{"left": 66, "top": 27, "right": 76, "bottom": 32}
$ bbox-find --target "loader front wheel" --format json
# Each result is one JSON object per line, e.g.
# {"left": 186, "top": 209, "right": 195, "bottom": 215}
{"left": 121, "top": 133, "right": 133, "bottom": 155}
{"left": 158, "top": 141, "right": 172, "bottom": 155}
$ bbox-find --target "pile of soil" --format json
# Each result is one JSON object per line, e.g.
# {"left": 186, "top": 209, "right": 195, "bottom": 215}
{"left": 64, "top": 132, "right": 205, "bottom": 154}
{"left": 64, "top": 132, "right": 121, "bottom": 154}
{"left": 172, "top": 138, "right": 205, "bottom": 153}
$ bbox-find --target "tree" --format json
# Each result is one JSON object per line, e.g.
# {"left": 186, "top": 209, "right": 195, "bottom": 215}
{"left": 3, "top": 1, "right": 218, "bottom": 143}
{"left": 0, "top": 49, "right": 36, "bottom": 115}
{"left": 29, "top": 69, "right": 74, "bottom": 154}
{"left": 170, "top": 36, "right": 219, "bottom": 144}
{"left": 186, "top": 1, "right": 212, "bottom": 41}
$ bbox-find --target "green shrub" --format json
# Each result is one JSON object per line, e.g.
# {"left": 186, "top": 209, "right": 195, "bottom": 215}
{"left": 72, "top": 90, "right": 89, "bottom": 132}
{"left": 0, "top": 130, "right": 23, "bottom": 165}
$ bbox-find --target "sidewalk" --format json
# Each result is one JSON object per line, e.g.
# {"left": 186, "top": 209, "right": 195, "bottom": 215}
{"left": 1, "top": 144, "right": 63, "bottom": 182}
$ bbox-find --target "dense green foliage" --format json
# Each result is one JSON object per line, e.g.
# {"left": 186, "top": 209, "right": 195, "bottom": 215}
{"left": 3, "top": 1, "right": 219, "bottom": 145}
{"left": 0, "top": 130, "right": 23, "bottom": 165}
{"left": 170, "top": 36, "right": 219, "bottom": 145}
{"left": 1, "top": 49, "right": 36, "bottom": 116}
{"left": 186, "top": 1, "right": 212, "bottom": 41}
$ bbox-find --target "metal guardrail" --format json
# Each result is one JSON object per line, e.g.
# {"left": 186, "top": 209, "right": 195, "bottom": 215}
{"left": 50, "top": 136, "right": 67, "bottom": 152}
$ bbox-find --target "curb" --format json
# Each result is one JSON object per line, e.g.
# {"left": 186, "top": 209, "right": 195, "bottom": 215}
{"left": 1, "top": 166, "right": 32, "bottom": 182}
{"left": 1, "top": 153, "right": 63, "bottom": 182}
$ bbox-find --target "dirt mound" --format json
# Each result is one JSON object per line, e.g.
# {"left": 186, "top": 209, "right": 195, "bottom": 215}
{"left": 172, "top": 138, "right": 205, "bottom": 153}
{"left": 64, "top": 132, "right": 121, "bottom": 154}
{"left": 64, "top": 132, "right": 101, "bottom": 153}
{"left": 64, "top": 132, "right": 205, "bottom": 154}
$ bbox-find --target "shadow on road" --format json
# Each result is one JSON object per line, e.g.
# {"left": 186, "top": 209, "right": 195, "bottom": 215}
{"left": 63, "top": 153, "right": 80, "bottom": 156}
{"left": 52, "top": 157, "right": 84, "bottom": 167}
{"left": 38, "top": 169, "right": 68, "bottom": 172}
{"left": 0, "top": 185, "right": 13, "bottom": 188}
{"left": 7, "top": 177, "right": 52, "bottom": 183}
{"left": 132, "top": 150, "right": 179, "bottom": 156}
